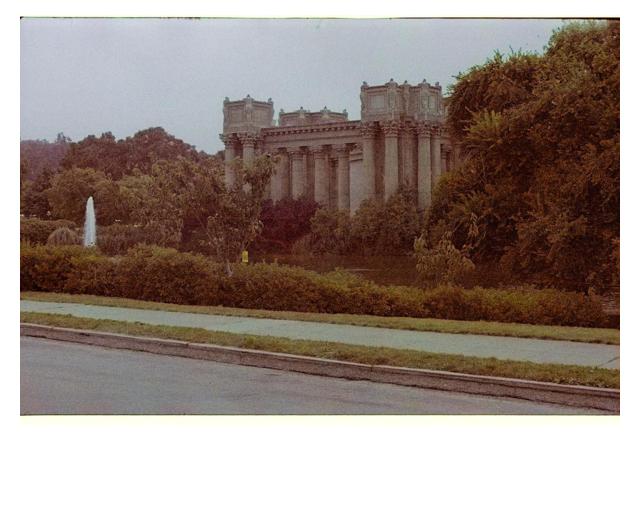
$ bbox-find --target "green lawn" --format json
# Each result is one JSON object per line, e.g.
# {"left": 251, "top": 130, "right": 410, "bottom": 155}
{"left": 21, "top": 311, "right": 619, "bottom": 389}
{"left": 21, "top": 291, "right": 620, "bottom": 345}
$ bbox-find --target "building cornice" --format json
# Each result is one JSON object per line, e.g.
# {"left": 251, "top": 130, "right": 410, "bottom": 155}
{"left": 261, "top": 120, "right": 362, "bottom": 137}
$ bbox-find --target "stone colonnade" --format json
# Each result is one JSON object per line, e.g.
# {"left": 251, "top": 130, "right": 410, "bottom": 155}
{"left": 266, "top": 145, "right": 356, "bottom": 209}
{"left": 222, "top": 121, "right": 449, "bottom": 212}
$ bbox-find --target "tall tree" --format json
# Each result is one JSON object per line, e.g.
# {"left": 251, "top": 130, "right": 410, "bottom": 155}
{"left": 184, "top": 156, "right": 273, "bottom": 274}
{"left": 46, "top": 168, "right": 102, "bottom": 224}
{"left": 20, "top": 133, "right": 71, "bottom": 181}
{"left": 426, "top": 21, "right": 619, "bottom": 292}
{"left": 60, "top": 127, "right": 211, "bottom": 179}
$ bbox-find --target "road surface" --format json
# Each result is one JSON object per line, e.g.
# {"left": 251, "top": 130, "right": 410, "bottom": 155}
{"left": 20, "top": 337, "right": 604, "bottom": 415}
{"left": 20, "top": 301, "right": 620, "bottom": 368}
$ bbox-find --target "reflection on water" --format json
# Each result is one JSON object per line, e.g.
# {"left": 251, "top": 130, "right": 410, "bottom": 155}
{"left": 253, "top": 253, "right": 419, "bottom": 287}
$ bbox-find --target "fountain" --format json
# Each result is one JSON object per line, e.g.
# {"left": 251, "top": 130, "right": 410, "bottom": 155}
{"left": 83, "top": 196, "right": 96, "bottom": 247}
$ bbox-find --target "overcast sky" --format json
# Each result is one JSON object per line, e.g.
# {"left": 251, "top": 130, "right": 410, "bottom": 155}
{"left": 21, "top": 18, "right": 565, "bottom": 153}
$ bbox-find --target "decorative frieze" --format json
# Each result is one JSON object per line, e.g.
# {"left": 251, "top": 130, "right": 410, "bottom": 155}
{"left": 360, "top": 122, "right": 377, "bottom": 139}
{"left": 381, "top": 120, "right": 401, "bottom": 137}
{"left": 238, "top": 132, "right": 259, "bottom": 146}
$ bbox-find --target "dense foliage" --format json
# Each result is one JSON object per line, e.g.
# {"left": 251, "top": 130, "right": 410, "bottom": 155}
{"left": 307, "top": 190, "right": 421, "bottom": 256}
{"left": 20, "top": 218, "right": 77, "bottom": 245}
{"left": 21, "top": 127, "right": 275, "bottom": 267}
{"left": 428, "top": 21, "right": 619, "bottom": 293}
{"left": 251, "top": 197, "right": 319, "bottom": 253}
{"left": 59, "top": 127, "right": 214, "bottom": 179}
{"left": 21, "top": 244, "right": 611, "bottom": 328}
{"left": 46, "top": 227, "right": 81, "bottom": 246}
{"left": 414, "top": 234, "right": 475, "bottom": 288}
{"left": 20, "top": 133, "right": 71, "bottom": 181}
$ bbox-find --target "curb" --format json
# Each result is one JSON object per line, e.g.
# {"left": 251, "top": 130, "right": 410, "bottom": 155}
{"left": 21, "top": 323, "right": 620, "bottom": 413}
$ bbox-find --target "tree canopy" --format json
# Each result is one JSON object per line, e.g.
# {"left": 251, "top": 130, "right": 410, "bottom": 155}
{"left": 427, "top": 21, "right": 619, "bottom": 292}
{"left": 59, "top": 127, "right": 213, "bottom": 179}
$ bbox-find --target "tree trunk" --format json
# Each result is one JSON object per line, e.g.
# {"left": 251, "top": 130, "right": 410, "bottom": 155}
{"left": 225, "top": 259, "right": 233, "bottom": 277}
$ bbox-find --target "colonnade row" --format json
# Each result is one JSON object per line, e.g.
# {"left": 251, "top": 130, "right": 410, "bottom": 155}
{"left": 222, "top": 122, "right": 451, "bottom": 212}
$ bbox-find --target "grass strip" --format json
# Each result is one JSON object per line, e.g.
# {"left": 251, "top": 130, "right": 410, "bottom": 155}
{"left": 21, "top": 311, "right": 620, "bottom": 389}
{"left": 21, "top": 291, "right": 619, "bottom": 345}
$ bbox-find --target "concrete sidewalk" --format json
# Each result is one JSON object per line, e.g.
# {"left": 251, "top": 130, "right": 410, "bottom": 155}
{"left": 20, "top": 300, "right": 620, "bottom": 369}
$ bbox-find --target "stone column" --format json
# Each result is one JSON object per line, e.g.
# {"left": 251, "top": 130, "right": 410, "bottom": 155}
{"left": 271, "top": 148, "right": 289, "bottom": 202}
{"left": 220, "top": 134, "right": 237, "bottom": 186}
{"left": 239, "top": 133, "right": 258, "bottom": 166}
{"left": 290, "top": 148, "right": 305, "bottom": 199}
{"left": 348, "top": 143, "right": 363, "bottom": 214}
{"left": 334, "top": 145, "right": 350, "bottom": 211}
{"left": 312, "top": 145, "right": 330, "bottom": 205}
{"left": 431, "top": 126, "right": 442, "bottom": 187}
{"left": 382, "top": 121, "right": 400, "bottom": 200}
{"left": 360, "top": 123, "right": 377, "bottom": 204}
{"left": 443, "top": 147, "right": 450, "bottom": 174}
{"left": 417, "top": 123, "right": 432, "bottom": 210}
{"left": 401, "top": 123, "right": 416, "bottom": 190}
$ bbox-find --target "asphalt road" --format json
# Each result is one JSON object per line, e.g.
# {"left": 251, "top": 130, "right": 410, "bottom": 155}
{"left": 20, "top": 300, "right": 620, "bottom": 368}
{"left": 20, "top": 337, "right": 604, "bottom": 415}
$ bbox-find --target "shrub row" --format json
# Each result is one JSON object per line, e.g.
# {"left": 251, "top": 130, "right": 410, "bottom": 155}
{"left": 20, "top": 244, "right": 611, "bottom": 328}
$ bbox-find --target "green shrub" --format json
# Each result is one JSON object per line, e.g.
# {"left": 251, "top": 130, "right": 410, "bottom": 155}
{"left": 115, "top": 245, "right": 222, "bottom": 305}
{"left": 414, "top": 234, "right": 475, "bottom": 287}
{"left": 20, "top": 244, "right": 611, "bottom": 328}
{"left": 21, "top": 244, "right": 97, "bottom": 292}
{"left": 309, "top": 208, "right": 352, "bottom": 254}
{"left": 21, "top": 218, "right": 76, "bottom": 245}
{"left": 308, "top": 191, "right": 422, "bottom": 256}
{"left": 47, "top": 226, "right": 81, "bottom": 246}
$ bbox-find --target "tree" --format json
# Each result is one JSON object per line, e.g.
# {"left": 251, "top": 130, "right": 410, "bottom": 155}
{"left": 183, "top": 156, "right": 274, "bottom": 274}
{"left": 20, "top": 134, "right": 71, "bottom": 181}
{"left": 349, "top": 198, "right": 384, "bottom": 255}
{"left": 503, "top": 21, "right": 620, "bottom": 292}
{"left": 427, "top": 21, "right": 619, "bottom": 292}
{"left": 60, "top": 127, "right": 212, "bottom": 179}
{"left": 374, "top": 190, "right": 421, "bottom": 254}
{"left": 123, "top": 160, "right": 192, "bottom": 248}
{"left": 22, "top": 167, "right": 54, "bottom": 218}
{"left": 46, "top": 167, "right": 102, "bottom": 224}
{"left": 309, "top": 207, "right": 352, "bottom": 254}
{"left": 349, "top": 190, "right": 421, "bottom": 255}
{"left": 252, "top": 197, "right": 319, "bottom": 252}
{"left": 446, "top": 51, "right": 541, "bottom": 140}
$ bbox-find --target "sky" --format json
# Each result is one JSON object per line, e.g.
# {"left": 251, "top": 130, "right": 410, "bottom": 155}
{"left": 21, "top": 18, "right": 565, "bottom": 153}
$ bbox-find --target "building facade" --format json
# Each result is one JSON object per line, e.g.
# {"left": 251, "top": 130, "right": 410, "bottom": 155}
{"left": 219, "top": 79, "right": 459, "bottom": 213}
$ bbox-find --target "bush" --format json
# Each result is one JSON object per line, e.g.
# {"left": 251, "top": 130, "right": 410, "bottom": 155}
{"left": 308, "top": 191, "right": 422, "bottom": 256}
{"left": 115, "top": 245, "right": 222, "bottom": 305}
{"left": 414, "top": 234, "right": 475, "bottom": 287}
{"left": 21, "top": 244, "right": 97, "bottom": 293}
{"left": 97, "top": 223, "right": 148, "bottom": 255}
{"left": 20, "top": 244, "right": 611, "bottom": 328}
{"left": 21, "top": 218, "right": 77, "bottom": 245}
{"left": 309, "top": 208, "right": 352, "bottom": 254}
{"left": 47, "top": 226, "right": 81, "bottom": 246}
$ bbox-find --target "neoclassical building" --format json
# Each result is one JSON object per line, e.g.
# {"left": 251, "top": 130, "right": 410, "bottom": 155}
{"left": 220, "top": 79, "right": 460, "bottom": 213}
